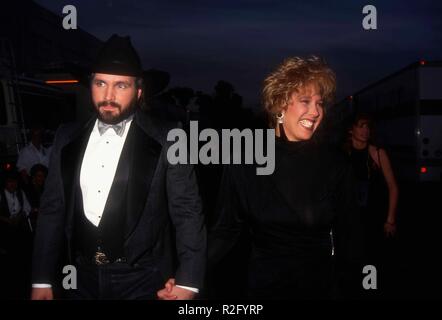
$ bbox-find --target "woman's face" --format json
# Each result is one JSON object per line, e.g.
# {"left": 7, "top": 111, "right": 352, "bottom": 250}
{"left": 281, "top": 85, "right": 324, "bottom": 141}
{"left": 351, "top": 119, "right": 371, "bottom": 143}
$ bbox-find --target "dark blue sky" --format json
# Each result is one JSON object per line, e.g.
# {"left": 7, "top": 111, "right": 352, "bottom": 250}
{"left": 36, "top": 0, "right": 442, "bottom": 108}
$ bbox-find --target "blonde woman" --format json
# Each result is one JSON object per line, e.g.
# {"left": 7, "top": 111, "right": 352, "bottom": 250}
{"left": 209, "top": 56, "right": 363, "bottom": 299}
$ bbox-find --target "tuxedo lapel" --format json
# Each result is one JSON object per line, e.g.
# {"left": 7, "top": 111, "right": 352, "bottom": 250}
{"left": 60, "top": 118, "right": 96, "bottom": 237}
{"left": 98, "top": 121, "right": 133, "bottom": 234}
{"left": 124, "top": 120, "right": 162, "bottom": 239}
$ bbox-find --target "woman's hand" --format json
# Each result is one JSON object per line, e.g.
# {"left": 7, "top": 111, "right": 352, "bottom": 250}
{"left": 384, "top": 221, "right": 396, "bottom": 238}
{"left": 157, "top": 278, "right": 197, "bottom": 300}
{"left": 157, "top": 278, "right": 177, "bottom": 300}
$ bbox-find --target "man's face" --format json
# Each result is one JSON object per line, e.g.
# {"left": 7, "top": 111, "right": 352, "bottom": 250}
{"left": 31, "top": 128, "right": 43, "bottom": 146}
{"left": 5, "top": 179, "right": 18, "bottom": 193}
{"left": 91, "top": 73, "right": 142, "bottom": 124}
{"left": 33, "top": 171, "right": 46, "bottom": 187}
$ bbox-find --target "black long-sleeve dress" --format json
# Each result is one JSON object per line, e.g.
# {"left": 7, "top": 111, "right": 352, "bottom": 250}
{"left": 209, "top": 137, "right": 363, "bottom": 299}
{"left": 349, "top": 145, "right": 389, "bottom": 263}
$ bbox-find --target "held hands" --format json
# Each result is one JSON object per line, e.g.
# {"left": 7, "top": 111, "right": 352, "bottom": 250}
{"left": 31, "top": 288, "right": 54, "bottom": 300}
{"left": 384, "top": 221, "right": 397, "bottom": 238}
{"left": 157, "top": 278, "right": 196, "bottom": 300}
{"left": 31, "top": 279, "right": 196, "bottom": 300}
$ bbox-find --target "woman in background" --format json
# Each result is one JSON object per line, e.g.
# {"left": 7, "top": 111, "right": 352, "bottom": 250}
{"left": 347, "top": 114, "right": 399, "bottom": 263}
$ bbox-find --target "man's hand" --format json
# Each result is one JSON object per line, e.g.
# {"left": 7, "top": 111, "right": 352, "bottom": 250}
{"left": 31, "top": 288, "right": 54, "bottom": 300}
{"left": 157, "top": 278, "right": 196, "bottom": 300}
{"left": 157, "top": 278, "right": 177, "bottom": 300}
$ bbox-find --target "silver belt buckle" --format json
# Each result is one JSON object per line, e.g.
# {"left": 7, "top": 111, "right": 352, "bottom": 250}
{"left": 94, "top": 250, "right": 110, "bottom": 265}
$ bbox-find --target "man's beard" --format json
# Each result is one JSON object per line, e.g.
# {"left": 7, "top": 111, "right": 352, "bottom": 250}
{"left": 95, "top": 98, "right": 138, "bottom": 124}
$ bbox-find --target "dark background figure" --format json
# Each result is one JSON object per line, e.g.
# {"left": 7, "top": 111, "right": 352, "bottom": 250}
{"left": 150, "top": 87, "right": 194, "bottom": 127}
{"left": 208, "top": 56, "right": 364, "bottom": 299}
{"left": 346, "top": 113, "right": 399, "bottom": 298}
{"left": 168, "top": 86, "right": 195, "bottom": 129}
{"left": 16, "top": 125, "right": 51, "bottom": 186}
{"left": 212, "top": 80, "right": 252, "bottom": 130}
{"left": 24, "top": 164, "right": 48, "bottom": 232}
{"left": 0, "top": 168, "right": 33, "bottom": 299}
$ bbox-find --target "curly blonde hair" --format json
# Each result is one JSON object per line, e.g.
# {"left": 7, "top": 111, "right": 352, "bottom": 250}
{"left": 263, "top": 56, "right": 336, "bottom": 128}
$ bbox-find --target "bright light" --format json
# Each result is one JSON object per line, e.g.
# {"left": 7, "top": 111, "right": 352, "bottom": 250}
{"left": 45, "top": 80, "right": 79, "bottom": 84}
{"left": 420, "top": 60, "right": 426, "bottom": 66}
{"left": 420, "top": 167, "right": 427, "bottom": 174}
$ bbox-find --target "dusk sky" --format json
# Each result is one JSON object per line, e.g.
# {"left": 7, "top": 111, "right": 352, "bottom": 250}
{"left": 36, "top": 0, "right": 442, "bottom": 108}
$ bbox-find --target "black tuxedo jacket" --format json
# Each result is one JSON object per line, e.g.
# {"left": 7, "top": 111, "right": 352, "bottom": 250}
{"left": 32, "top": 110, "right": 206, "bottom": 289}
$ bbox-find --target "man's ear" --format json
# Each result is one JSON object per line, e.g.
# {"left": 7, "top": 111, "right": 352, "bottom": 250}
{"left": 137, "top": 88, "right": 142, "bottom": 100}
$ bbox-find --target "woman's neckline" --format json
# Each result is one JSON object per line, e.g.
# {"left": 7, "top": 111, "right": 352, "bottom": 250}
{"left": 275, "top": 136, "right": 312, "bottom": 153}
{"left": 351, "top": 144, "right": 369, "bottom": 151}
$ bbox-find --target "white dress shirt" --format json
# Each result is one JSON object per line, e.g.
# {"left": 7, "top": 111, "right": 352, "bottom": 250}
{"left": 34, "top": 117, "right": 198, "bottom": 293}
{"left": 2, "top": 189, "right": 31, "bottom": 216}
{"left": 80, "top": 118, "right": 132, "bottom": 226}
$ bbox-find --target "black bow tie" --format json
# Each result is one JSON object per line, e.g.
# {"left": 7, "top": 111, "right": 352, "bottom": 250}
{"left": 97, "top": 120, "right": 126, "bottom": 136}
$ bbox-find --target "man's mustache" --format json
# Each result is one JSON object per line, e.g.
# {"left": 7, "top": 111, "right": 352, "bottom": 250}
{"left": 97, "top": 101, "right": 122, "bottom": 109}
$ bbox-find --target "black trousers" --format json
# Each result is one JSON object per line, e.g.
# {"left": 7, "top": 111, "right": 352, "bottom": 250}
{"left": 64, "top": 256, "right": 165, "bottom": 300}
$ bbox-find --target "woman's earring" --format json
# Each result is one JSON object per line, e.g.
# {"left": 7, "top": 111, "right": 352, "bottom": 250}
{"left": 276, "top": 111, "right": 288, "bottom": 141}
{"left": 276, "top": 112, "right": 285, "bottom": 124}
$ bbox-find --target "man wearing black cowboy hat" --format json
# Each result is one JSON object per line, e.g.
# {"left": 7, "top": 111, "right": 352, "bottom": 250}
{"left": 31, "top": 34, "right": 206, "bottom": 300}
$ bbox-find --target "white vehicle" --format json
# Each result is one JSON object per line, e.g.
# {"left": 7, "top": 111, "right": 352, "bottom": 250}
{"left": 350, "top": 61, "right": 442, "bottom": 183}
